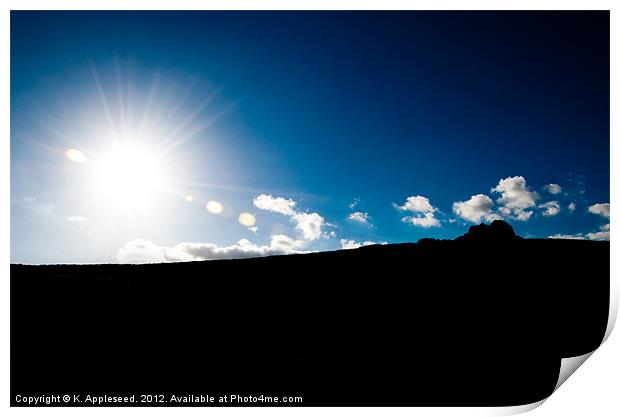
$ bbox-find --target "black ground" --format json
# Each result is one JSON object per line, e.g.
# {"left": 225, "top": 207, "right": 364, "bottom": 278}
{"left": 11, "top": 221, "right": 609, "bottom": 406}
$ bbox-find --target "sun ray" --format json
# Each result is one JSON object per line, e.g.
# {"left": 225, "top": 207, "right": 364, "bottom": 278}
{"left": 90, "top": 61, "right": 119, "bottom": 140}
{"left": 137, "top": 71, "right": 161, "bottom": 138}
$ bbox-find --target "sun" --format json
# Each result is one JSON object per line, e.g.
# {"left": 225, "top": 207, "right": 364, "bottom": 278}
{"left": 91, "top": 142, "right": 169, "bottom": 212}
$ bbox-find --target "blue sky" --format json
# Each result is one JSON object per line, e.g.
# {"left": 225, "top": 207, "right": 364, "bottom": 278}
{"left": 11, "top": 11, "right": 610, "bottom": 264}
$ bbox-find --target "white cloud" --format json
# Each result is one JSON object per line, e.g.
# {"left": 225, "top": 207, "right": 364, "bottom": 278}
{"left": 402, "top": 212, "right": 441, "bottom": 228}
{"left": 269, "top": 234, "right": 307, "bottom": 252}
{"left": 394, "top": 195, "right": 441, "bottom": 228}
{"left": 116, "top": 234, "right": 307, "bottom": 264}
{"left": 349, "top": 198, "right": 361, "bottom": 209}
{"left": 340, "top": 239, "right": 378, "bottom": 250}
{"left": 13, "top": 196, "right": 55, "bottom": 218}
{"left": 549, "top": 223, "right": 609, "bottom": 241}
{"left": 492, "top": 176, "right": 538, "bottom": 209}
{"left": 67, "top": 216, "right": 88, "bottom": 223}
{"left": 34, "top": 203, "right": 55, "bottom": 216}
{"left": 395, "top": 195, "right": 437, "bottom": 213}
{"left": 116, "top": 239, "right": 171, "bottom": 263}
{"left": 253, "top": 194, "right": 297, "bottom": 216}
{"left": 539, "top": 201, "right": 560, "bottom": 217}
{"left": 548, "top": 233, "right": 585, "bottom": 240}
{"left": 514, "top": 209, "right": 533, "bottom": 221}
{"left": 487, "top": 213, "right": 504, "bottom": 221}
{"left": 543, "top": 183, "right": 562, "bottom": 195}
{"left": 586, "top": 223, "right": 610, "bottom": 241}
{"left": 247, "top": 226, "right": 258, "bottom": 235}
{"left": 588, "top": 203, "right": 610, "bottom": 218}
{"left": 292, "top": 212, "right": 326, "bottom": 241}
{"left": 586, "top": 230, "right": 610, "bottom": 241}
{"left": 452, "top": 194, "right": 500, "bottom": 223}
{"left": 498, "top": 206, "right": 531, "bottom": 221}
{"left": 568, "top": 202, "right": 576, "bottom": 213}
{"left": 348, "top": 211, "right": 370, "bottom": 224}
{"left": 491, "top": 176, "right": 538, "bottom": 221}
{"left": 253, "top": 194, "right": 331, "bottom": 241}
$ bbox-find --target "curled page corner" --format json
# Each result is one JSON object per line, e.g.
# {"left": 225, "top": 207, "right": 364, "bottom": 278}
{"left": 486, "top": 352, "right": 595, "bottom": 416}
{"left": 549, "top": 295, "right": 617, "bottom": 396}
{"left": 551, "top": 276, "right": 617, "bottom": 396}
{"left": 604, "top": 272, "right": 618, "bottom": 343}
{"left": 553, "top": 351, "right": 595, "bottom": 393}
{"left": 494, "top": 399, "right": 547, "bottom": 416}
{"left": 493, "top": 299, "right": 616, "bottom": 416}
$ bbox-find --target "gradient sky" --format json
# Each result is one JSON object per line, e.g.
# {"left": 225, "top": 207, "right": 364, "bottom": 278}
{"left": 11, "top": 11, "right": 610, "bottom": 264}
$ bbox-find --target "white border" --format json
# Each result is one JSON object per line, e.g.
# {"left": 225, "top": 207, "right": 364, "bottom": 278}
{"left": 2, "top": 1, "right": 618, "bottom": 416}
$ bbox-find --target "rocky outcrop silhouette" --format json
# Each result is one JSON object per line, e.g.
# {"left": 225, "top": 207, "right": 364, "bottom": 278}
{"left": 455, "top": 220, "right": 522, "bottom": 242}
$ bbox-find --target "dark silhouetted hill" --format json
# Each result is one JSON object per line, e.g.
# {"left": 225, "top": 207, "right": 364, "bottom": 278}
{"left": 11, "top": 221, "right": 609, "bottom": 406}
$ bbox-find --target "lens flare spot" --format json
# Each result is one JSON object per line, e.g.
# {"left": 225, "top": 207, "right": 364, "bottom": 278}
{"left": 238, "top": 212, "right": 256, "bottom": 227}
{"left": 185, "top": 195, "right": 194, "bottom": 203}
{"left": 65, "top": 148, "right": 87, "bottom": 163}
{"left": 206, "top": 200, "right": 223, "bottom": 214}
